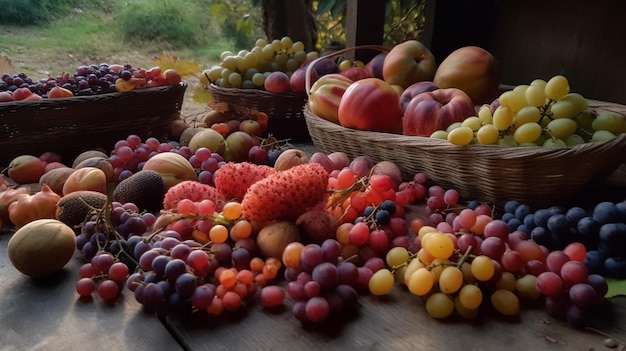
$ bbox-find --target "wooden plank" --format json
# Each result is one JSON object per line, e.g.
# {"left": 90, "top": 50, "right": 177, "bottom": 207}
{"left": 0, "top": 230, "right": 183, "bottom": 351}
{"left": 345, "top": 0, "right": 386, "bottom": 62}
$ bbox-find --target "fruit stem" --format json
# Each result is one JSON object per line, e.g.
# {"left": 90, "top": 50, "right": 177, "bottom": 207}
{"left": 456, "top": 245, "right": 473, "bottom": 269}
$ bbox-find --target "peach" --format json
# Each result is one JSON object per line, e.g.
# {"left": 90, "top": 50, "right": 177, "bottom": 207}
{"left": 264, "top": 71, "right": 291, "bottom": 93}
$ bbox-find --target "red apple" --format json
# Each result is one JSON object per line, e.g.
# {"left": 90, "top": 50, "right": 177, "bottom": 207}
{"left": 338, "top": 78, "right": 403, "bottom": 133}
{"left": 433, "top": 46, "right": 500, "bottom": 105}
{"left": 163, "top": 69, "right": 182, "bottom": 86}
{"left": 365, "top": 52, "right": 387, "bottom": 79}
{"left": 340, "top": 67, "right": 373, "bottom": 82}
{"left": 264, "top": 71, "right": 291, "bottom": 93}
{"left": 383, "top": 40, "right": 437, "bottom": 89}
{"left": 290, "top": 62, "right": 319, "bottom": 93}
{"left": 399, "top": 81, "right": 440, "bottom": 113}
{"left": 403, "top": 88, "right": 476, "bottom": 136}
{"left": 224, "top": 131, "right": 256, "bottom": 162}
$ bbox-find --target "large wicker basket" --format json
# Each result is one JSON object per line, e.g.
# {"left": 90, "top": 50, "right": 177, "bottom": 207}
{"left": 207, "top": 83, "right": 309, "bottom": 141}
{"left": 0, "top": 83, "right": 187, "bottom": 166}
{"left": 304, "top": 102, "right": 626, "bottom": 208}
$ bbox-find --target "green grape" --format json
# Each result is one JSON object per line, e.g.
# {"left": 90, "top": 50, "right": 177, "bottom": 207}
{"left": 241, "top": 80, "right": 255, "bottom": 89}
{"left": 513, "top": 84, "right": 529, "bottom": 95}
{"left": 460, "top": 262, "right": 475, "bottom": 284}
{"left": 490, "top": 289, "right": 520, "bottom": 316}
{"left": 404, "top": 258, "right": 425, "bottom": 285}
{"left": 293, "top": 50, "right": 308, "bottom": 63}
{"left": 275, "top": 52, "right": 289, "bottom": 69}
{"left": 285, "top": 58, "right": 300, "bottom": 72}
{"left": 495, "top": 272, "right": 517, "bottom": 291}
{"left": 530, "top": 78, "right": 547, "bottom": 88}
{"left": 524, "top": 84, "right": 546, "bottom": 107}
{"left": 221, "top": 56, "right": 238, "bottom": 71}
{"left": 544, "top": 75, "right": 570, "bottom": 100}
{"left": 561, "top": 92, "right": 588, "bottom": 113}
{"left": 565, "top": 133, "right": 585, "bottom": 146}
{"left": 439, "top": 266, "right": 463, "bottom": 294}
{"left": 369, "top": 268, "right": 395, "bottom": 296}
{"left": 243, "top": 68, "right": 259, "bottom": 81}
{"left": 455, "top": 295, "right": 479, "bottom": 319}
{"left": 513, "top": 122, "right": 542, "bottom": 144}
{"left": 251, "top": 72, "right": 266, "bottom": 87}
{"left": 220, "top": 50, "right": 234, "bottom": 61}
{"left": 534, "top": 133, "right": 549, "bottom": 146}
{"left": 493, "top": 105, "right": 514, "bottom": 131}
{"left": 547, "top": 118, "right": 577, "bottom": 139}
{"left": 458, "top": 284, "right": 483, "bottom": 309}
{"left": 255, "top": 38, "right": 267, "bottom": 48}
{"left": 430, "top": 130, "right": 448, "bottom": 140}
{"left": 228, "top": 72, "right": 243, "bottom": 88}
{"left": 462, "top": 116, "right": 482, "bottom": 131}
{"left": 271, "top": 39, "right": 282, "bottom": 52}
{"left": 407, "top": 267, "right": 434, "bottom": 296}
{"left": 498, "top": 90, "right": 526, "bottom": 112}
{"left": 338, "top": 59, "right": 353, "bottom": 71}
{"left": 550, "top": 100, "right": 578, "bottom": 119}
{"left": 446, "top": 122, "right": 463, "bottom": 133}
{"left": 386, "top": 247, "right": 410, "bottom": 268}
{"left": 423, "top": 232, "right": 454, "bottom": 259}
{"left": 280, "top": 36, "right": 293, "bottom": 50}
{"left": 262, "top": 44, "right": 275, "bottom": 60}
{"left": 207, "top": 66, "right": 224, "bottom": 82}
{"left": 290, "top": 41, "right": 305, "bottom": 53}
{"left": 591, "top": 111, "right": 626, "bottom": 133}
{"left": 221, "top": 68, "right": 234, "bottom": 80}
{"left": 497, "top": 134, "right": 518, "bottom": 147}
{"left": 447, "top": 126, "right": 474, "bottom": 146}
{"left": 243, "top": 53, "right": 258, "bottom": 70}
{"left": 237, "top": 49, "right": 250, "bottom": 57}
{"left": 514, "top": 105, "right": 541, "bottom": 126}
{"left": 430, "top": 258, "right": 447, "bottom": 281}
{"left": 470, "top": 255, "right": 494, "bottom": 281}
{"left": 476, "top": 124, "right": 499, "bottom": 144}
{"left": 478, "top": 104, "right": 493, "bottom": 124}
{"left": 575, "top": 111, "right": 596, "bottom": 130}
{"left": 516, "top": 274, "right": 541, "bottom": 300}
{"left": 591, "top": 130, "right": 617, "bottom": 142}
{"left": 425, "top": 293, "right": 455, "bottom": 319}
{"left": 306, "top": 51, "right": 320, "bottom": 61}
{"left": 542, "top": 138, "right": 567, "bottom": 147}
{"left": 235, "top": 56, "right": 248, "bottom": 72}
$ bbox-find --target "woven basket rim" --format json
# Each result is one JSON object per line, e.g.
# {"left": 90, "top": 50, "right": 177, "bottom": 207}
{"left": 0, "top": 82, "right": 187, "bottom": 109}
{"left": 207, "top": 83, "right": 306, "bottom": 99}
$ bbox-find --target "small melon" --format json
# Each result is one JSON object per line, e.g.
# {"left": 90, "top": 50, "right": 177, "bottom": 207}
{"left": 39, "top": 167, "right": 75, "bottom": 196}
{"left": 7, "top": 219, "right": 76, "bottom": 278}
{"left": 72, "top": 150, "right": 109, "bottom": 168}
{"left": 56, "top": 190, "right": 108, "bottom": 228}
{"left": 112, "top": 170, "right": 166, "bottom": 212}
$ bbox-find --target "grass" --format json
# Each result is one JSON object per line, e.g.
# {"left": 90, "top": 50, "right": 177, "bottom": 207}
{"left": 0, "top": 7, "right": 228, "bottom": 78}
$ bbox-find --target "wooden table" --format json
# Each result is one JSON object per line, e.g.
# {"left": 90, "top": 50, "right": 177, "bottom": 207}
{"left": 0, "top": 164, "right": 625, "bottom": 351}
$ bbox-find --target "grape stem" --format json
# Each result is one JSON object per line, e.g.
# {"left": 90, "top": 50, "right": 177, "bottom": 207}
{"left": 456, "top": 245, "right": 473, "bottom": 269}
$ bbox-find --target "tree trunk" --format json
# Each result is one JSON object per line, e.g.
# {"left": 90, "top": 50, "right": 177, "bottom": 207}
{"left": 261, "top": 0, "right": 317, "bottom": 51}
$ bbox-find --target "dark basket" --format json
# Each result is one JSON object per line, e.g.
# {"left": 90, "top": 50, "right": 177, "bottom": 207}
{"left": 207, "top": 83, "right": 309, "bottom": 141}
{"left": 0, "top": 83, "right": 187, "bottom": 166}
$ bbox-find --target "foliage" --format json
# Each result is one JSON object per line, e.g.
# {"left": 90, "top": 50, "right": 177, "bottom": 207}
{"left": 0, "top": 0, "right": 84, "bottom": 25}
{"left": 209, "top": 0, "right": 264, "bottom": 51}
{"left": 116, "top": 0, "right": 211, "bottom": 49}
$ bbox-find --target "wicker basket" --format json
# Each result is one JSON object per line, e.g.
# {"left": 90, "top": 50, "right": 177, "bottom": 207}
{"left": 0, "top": 83, "right": 187, "bottom": 166}
{"left": 304, "top": 102, "right": 626, "bottom": 208}
{"left": 207, "top": 83, "right": 309, "bottom": 141}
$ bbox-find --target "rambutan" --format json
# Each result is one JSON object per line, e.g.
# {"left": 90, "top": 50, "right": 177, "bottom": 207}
{"left": 214, "top": 162, "right": 276, "bottom": 201}
{"left": 241, "top": 163, "right": 329, "bottom": 222}
{"left": 163, "top": 180, "right": 226, "bottom": 212}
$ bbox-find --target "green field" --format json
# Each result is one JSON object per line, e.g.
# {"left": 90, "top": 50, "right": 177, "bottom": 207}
{"left": 0, "top": 1, "right": 232, "bottom": 78}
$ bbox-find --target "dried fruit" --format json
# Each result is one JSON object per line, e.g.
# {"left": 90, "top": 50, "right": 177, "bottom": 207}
{"left": 241, "top": 163, "right": 329, "bottom": 222}
{"left": 214, "top": 162, "right": 276, "bottom": 201}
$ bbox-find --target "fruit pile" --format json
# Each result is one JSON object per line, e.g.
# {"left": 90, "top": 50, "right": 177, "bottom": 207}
{"left": 0, "top": 63, "right": 181, "bottom": 102}
{"left": 1, "top": 128, "right": 625, "bottom": 333}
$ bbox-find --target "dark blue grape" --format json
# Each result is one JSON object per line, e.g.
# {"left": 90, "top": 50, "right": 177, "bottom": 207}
{"left": 604, "top": 257, "right": 626, "bottom": 279}
{"left": 514, "top": 204, "right": 531, "bottom": 220}
{"left": 547, "top": 206, "right": 567, "bottom": 216}
{"left": 507, "top": 217, "right": 522, "bottom": 231}
{"left": 467, "top": 200, "right": 481, "bottom": 210}
{"left": 523, "top": 213, "right": 536, "bottom": 232}
{"left": 375, "top": 209, "right": 391, "bottom": 225}
{"left": 547, "top": 213, "right": 570, "bottom": 236}
{"left": 593, "top": 201, "right": 621, "bottom": 225}
{"left": 504, "top": 200, "right": 520, "bottom": 214}
{"left": 599, "top": 223, "right": 626, "bottom": 247}
{"left": 501, "top": 212, "right": 515, "bottom": 223}
{"left": 267, "top": 150, "right": 282, "bottom": 167}
{"left": 530, "top": 226, "right": 552, "bottom": 248}
{"left": 152, "top": 255, "right": 173, "bottom": 277}
{"left": 164, "top": 258, "right": 188, "bottom": 283}
{"left": 380, "top": 200, "right": 396, "bottom": 215}
{"left": 363, "top": 206, "right": 376, "bottom": 217}
{"left": 566, "top": 207, "right": 587, "bottom": 226}
{"left": 175, "top": 273, "right": 198, "bottom": 298}
{"left": 231, "top": 248, "right": 252, "bottom": 270}
{"left": 533, "top": 208, "right": 551, "bottom": 227}
{"left": 584, "top": 250, "right": 605, "bottom": 275}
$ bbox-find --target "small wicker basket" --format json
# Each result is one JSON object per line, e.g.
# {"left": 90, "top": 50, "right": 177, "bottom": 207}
{"left": 304, "top": 103, "right": 626, "bottom": 208}
{"left": 0, "top": 83, "right": 187, "bottom": 166}
{"left": 207, "top": 83, "right": 309, "bottom": 141}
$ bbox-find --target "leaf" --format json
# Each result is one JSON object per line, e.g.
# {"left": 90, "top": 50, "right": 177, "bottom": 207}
{"left": 316, "top": 0, "right": 336, "bottom": 15}
{"left": 153, "top": 53, "right": 201, "bottom": 78}
{"left": 331, "top": 0, "right": 347, "bottom": 19}
{"left": 606, "top": 278, "right": 626, "bottom": 298}
{"left": 192, "top": 85, "right": 213, "bottom": 105}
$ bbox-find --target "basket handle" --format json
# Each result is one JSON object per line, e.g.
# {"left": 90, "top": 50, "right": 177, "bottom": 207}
{"left": 305, "top": 45, "right": 391, "bottom": 96}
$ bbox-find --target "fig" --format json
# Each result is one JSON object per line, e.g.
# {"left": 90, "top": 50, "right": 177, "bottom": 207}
{"left": 273, "top": 148, "right": 309, "bottom": 171}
